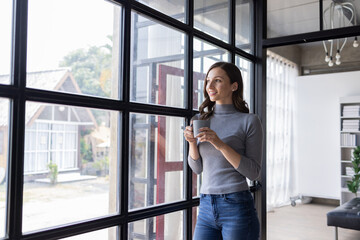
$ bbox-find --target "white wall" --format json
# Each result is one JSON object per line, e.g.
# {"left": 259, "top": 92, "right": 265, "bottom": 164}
{"left": 295, "top": 71, "right": 360, "bottom": 199}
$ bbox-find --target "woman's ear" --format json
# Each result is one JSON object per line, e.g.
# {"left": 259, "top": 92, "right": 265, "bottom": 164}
{"left": 232, "top": 82, "right": 238, "bottom": 92}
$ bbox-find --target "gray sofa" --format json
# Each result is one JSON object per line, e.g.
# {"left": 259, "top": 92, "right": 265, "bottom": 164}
{"left": 327, "top": 197, "right": 360, "bottom": 240}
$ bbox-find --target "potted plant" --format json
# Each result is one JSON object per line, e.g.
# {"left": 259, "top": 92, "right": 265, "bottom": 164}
{"left": 347, "top": 146, "right": 360, "bottom": 197}
{"left": 47, "top": 160, "right": 58, "bottom": 184}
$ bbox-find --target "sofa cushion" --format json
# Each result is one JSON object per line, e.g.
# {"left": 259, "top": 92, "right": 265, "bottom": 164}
{"left": 327, "top": 197, "right": 360, "bottom": 230}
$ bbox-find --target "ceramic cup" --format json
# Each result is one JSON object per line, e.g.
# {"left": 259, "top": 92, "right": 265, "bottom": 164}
{"left": 192, "top": 120, "right": 210, "bottom": 137}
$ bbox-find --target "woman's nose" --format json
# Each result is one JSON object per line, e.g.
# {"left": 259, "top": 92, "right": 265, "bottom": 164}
{"left": 207, "top": 80, "right": 215, "bottom": 88}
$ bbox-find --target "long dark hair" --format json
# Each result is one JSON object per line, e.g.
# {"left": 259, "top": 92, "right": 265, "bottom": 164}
{"left": 199, "top": 62, "right": 249, "bottom": 120}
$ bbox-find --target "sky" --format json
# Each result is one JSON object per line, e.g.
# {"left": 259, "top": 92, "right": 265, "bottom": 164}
{"left": 0, "top": 0, "right": 118, "bottom": 75}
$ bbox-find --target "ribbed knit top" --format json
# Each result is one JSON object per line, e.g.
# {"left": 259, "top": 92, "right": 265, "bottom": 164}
{"left": 188, "top": 104, "right": 263, "bottom": 194}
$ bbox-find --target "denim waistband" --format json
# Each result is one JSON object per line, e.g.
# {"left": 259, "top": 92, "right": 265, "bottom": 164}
{"left": 200, "top": 190, "right": 251, "bottom": 198}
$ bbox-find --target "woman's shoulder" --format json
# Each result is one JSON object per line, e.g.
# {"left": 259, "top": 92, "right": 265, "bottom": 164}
{"left": 236, "top": 112, "right": 261, "bottom": 125}
{"left": 236, "top": 111, "right": 258, "bottom": 118}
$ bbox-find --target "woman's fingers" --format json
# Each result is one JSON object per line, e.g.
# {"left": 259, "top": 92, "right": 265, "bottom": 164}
{"left": 184, "top": 126, "right": 196, "bottom": 142}
{"left": 198, "top": 132, "right": 215, "bottom": 141}
{"left": 185, "top": 126, "right": 193, "bottom": 131}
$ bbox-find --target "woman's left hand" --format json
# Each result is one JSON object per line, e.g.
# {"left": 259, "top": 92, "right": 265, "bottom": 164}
{"left": 197, "top": 127, "right": 224, "bottom": 150}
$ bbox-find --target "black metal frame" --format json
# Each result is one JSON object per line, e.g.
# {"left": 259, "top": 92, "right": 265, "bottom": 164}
{"left": 256, "top": 1, "right": 360, "bottom": 240}
{"left": 5, "top": 0, "right": 360, "bottom": 239}
{"left": 2, "top": 0, "right": 256, "bottom": 239}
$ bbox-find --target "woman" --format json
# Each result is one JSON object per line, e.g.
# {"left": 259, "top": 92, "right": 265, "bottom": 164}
{"left": 184, "top": 62, "right": 263, "bottom": 240}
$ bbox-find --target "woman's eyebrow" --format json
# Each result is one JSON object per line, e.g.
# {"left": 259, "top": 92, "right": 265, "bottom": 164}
{"left": 206, "top": 76, "right": 224, "bottom": 79}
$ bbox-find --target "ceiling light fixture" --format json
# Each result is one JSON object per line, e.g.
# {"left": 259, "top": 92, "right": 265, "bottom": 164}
{"left": 322, "top": 1, "right": 358, "bottom": 67}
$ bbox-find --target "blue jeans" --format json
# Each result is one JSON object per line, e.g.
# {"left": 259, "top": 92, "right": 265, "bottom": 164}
{"left": 193, "top": 191, "right": 259, "bottom": 240}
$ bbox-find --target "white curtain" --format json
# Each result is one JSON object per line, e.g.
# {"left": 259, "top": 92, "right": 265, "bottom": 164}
{"left": 266, "top": 51, "right": 298, "bottom": 209}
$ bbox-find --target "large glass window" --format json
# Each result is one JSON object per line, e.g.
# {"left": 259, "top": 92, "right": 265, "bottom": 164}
{"left": 0, "top": 0, "right": 12, "bottom": 83}
{"left": 128, "top": 211, "right": 183, "bottom": 239}
{"left": 236, "top": 0, "right": 253, "bottom": 53}
{"left": 194, "top": 0, "right": 229, "bottom": 42}
{"left": 27, "top": 0, "right": 122, "bottom": 99}
{"left": 192, "top": 207, "right": 199, "bottom": 238}
{"left": 62, "top": 227, "right": 118, "bottom": 240}
{"left": 267, "top": 0, "right": 319, "bottom": 38}
{"left": 0, "top": 98, "right": 9, "bottom": 238}
{"left": 193, "top": 38, "right": 230, "bottom": 110}
{"left": 323, "top": 0, "right": 360, "bottom": 30}
{"left": 130, "top": 12, "right": 186, "bottom": 108}
{"left": 137, "top": 0, "right": 186, "bottom": 23}
{"left": 129, "top": 113, "right": 185, "bottom": 210}
{"left": 23, "top": 102, "right": 120, "bottom": 232}
{"left": 3, "top": 0, "right": 257, "bottom": 238}
{"left": 235, "top": 55, "right": 252, "bottom": 109}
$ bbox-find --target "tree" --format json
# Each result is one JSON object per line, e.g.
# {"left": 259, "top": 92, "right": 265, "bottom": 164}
{"left": 59, "top": 36, "right": 112, "bottom": 97}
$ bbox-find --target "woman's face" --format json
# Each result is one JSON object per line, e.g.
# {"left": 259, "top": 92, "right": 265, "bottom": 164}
{"left": 206, "top": 67, "right": 237, "bottom": 105}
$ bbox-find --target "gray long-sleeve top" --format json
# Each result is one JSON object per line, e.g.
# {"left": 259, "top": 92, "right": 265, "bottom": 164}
{"left": 188, "top": 104, "right": 263, "bottom": 194}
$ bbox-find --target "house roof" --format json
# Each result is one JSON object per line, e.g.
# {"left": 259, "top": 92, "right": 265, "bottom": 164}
{"left": 0, "top": 68, "right": 70, "bottom": 87}
{"left": 0, "top": 69, "right": 96, "bottom": 127}
{"left": 27, "top": 68, "right": 73, "bottom": 91}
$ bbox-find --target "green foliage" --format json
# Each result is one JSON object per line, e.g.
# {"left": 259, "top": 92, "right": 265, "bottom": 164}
{"left": 93, "top": 157, "right": 109, "bottom": 171}
{"left": 59, "top": 36, "right": 112, "bottom": 97}
{"left": 80, "top": 138, "right": 93, "bottom": 162}
{"left": 93, "top": 157, "right": 109, "bottom": 176}
{"left": 80, "top": 127, "right": 92, "bottom": 137}
{"left": 347, "top": 146, "right": 360, "bottom": 197}
{"left": 47, "top": 160, "right": 58, "bottom": 185}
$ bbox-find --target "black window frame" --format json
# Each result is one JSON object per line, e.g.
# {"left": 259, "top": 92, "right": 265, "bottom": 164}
{"left": 3, "top": 0, "right": 259, "bottom": 239}
{"left": 259, "top": 1, "right": 360, "bottom": 240}
{"left": 8, "top": 0, "right": 360, "bottom": 239}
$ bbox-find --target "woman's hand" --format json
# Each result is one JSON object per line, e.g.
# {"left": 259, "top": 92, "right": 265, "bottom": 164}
{"left": 197, "top": 127, "right": 224, "bottom": 150}
{"left": 184, "top": 123, "right": 201, "bottom": 160}
{"left": 184, "top": 125, "right": 197, "bottom": 143}
{"left": 197, "top": 127, "right": 241, "bottom": 169}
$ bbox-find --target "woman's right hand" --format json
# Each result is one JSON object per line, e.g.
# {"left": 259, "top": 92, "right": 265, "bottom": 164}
{"left": 184, "top": 125, "right": 197, "bottom": 143}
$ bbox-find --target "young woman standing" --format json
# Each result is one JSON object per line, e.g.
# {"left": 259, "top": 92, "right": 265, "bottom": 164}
{"left": 183, "top": 62, "right": 263, "bottom": 240}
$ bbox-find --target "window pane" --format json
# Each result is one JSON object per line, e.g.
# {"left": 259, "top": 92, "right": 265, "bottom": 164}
{"left": 131, "top": 12, "right": 186, "bottom": 108}
{"left": 194, "top": 0, "right": 229, "bottom": 42}
{"left": 23, "top": 102, "right": 120, "bottom": 232}
{"left": 128, "top": 211, "right": 183, "bottom": 239}
{"left": 26, "top": 0, "right": 122, "bottom": 99}
{"left": 267, "top": 0, "right": 319, "bottom": 38}
{"left": 235, "top": 55, "right": 252, "bottom": 110}
{"left": 0, "top": 0, "right": 12, "bottom": 83}
{"left": 192, "top": 207, "right": 199, "bottom": 238}
{"left": 137, "top": 0, "right": 186, "bottom": 23}
{"left": 0, "top": 98, "right": 9, "bottom": 238}
{"left": 193, "top": 38, "right": 230, "bottom": 110}
{"left": 192, "top": 173, "right": 201, "bottom": 197}
{"left": 236, "top": 0, "right": 253, "bottom": 53}
{"left": 323, "top": 0, "right": 360, "bottom": 30}
{"left": 129, "top": 113, "right": 185, "bottom": 210}
{"left": 61, "top": 227, "right": 118, "bottom": 240}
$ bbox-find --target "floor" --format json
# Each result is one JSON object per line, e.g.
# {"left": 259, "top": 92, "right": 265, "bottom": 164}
{"left": 267, "top": 203, "right": 360, "bottom": 240}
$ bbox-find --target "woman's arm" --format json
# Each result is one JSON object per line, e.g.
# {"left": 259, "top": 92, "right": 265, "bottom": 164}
{"left": 236, "top": 116, "right": 263, "bottom": 180}
{"left": 184, "top": 124, "right": 203, "bottom": 174}
{"left": 189, "top": 141, "right": 200, "bottom": 160}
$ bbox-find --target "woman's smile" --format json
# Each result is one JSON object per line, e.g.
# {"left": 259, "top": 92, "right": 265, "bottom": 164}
{"left": 206, "top": 67, "right": 237, "bottom": 105}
